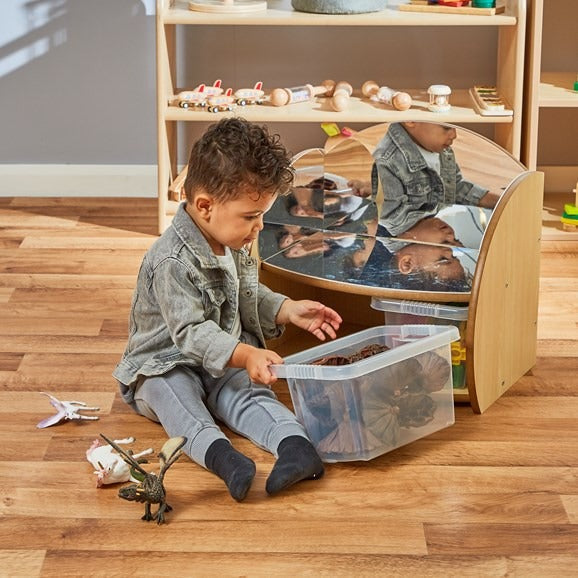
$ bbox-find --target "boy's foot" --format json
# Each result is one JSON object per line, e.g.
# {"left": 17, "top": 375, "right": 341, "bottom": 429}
{"left": 266, "top": 435, "right": 324, "bottom": 495}
{"left": 205, "top": 439, "right": 256, "bottom": 502}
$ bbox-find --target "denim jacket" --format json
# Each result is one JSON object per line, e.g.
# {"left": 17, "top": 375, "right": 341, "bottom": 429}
{"left": 113, "top": 203, "right": 287, "bottom": 401}
{"left": 373, "top": 122, "right": 488, "bottom": 236}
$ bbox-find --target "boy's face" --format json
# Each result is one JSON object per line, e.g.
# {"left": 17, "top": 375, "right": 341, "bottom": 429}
{"left": 404, "top": 122, "right": 457, "bottom": 153}
{"left": 398, "top": 245, "right": 465, "bottom": 282}
{"left": 190, "top": 189, "right": 277, "bottom": 254}
{"left": 399, "top": 217, "right": 463, "bottom": 246}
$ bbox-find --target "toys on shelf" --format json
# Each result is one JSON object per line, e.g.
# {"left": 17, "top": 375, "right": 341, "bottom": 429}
{"left": 270, "top": 80, "right": 335, "bottom": 107}
{"left": 189, "top": 0, "right": 267, "bottom": 13}
{"left": 234, "top": 81, "right": 265, "bottom": 106}
{"left": 427, "top": 84, "right": 452, "bottom": 112}
{"left": 438, "top": 0, "right": 470, "bottom": 7}
{"left": 330, "top": 81, "right": 353, "bottom": 112}
{"left": 362, "top": 80, "right": 412, "bottom": 111}
{"left": 174, "top": 86, "right": 207, "bottom": 109}
{"left": 561, "top": 181, "right": 578, "bottom": 231}
{"left": 196, "top": 79, "right": 223, "bottom": 97}
{"left": 206, "top": 88, "right": 236, "bottom": 113}
{"left": 469, "top": 85, "right": 513, "bottom": 116}
{"left": 399, "top": 0, "right": 504, "bottom": 14}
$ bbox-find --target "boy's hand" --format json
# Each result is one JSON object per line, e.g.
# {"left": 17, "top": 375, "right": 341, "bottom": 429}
{"left": 230, "top": 343, "right": 283, "bottom": 386}
{"left": 246, "top": 348, "right": 284, "bottom": 386}
{"left": 277, "top": 299, "right": 342, "bottom": 341}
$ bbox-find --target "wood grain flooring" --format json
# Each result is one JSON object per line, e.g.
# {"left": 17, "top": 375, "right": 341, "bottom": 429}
{"left": 0, "top": 197, "right": 576, "bottom": 577}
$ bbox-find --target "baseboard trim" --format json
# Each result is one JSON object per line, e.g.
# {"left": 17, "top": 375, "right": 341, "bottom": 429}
{"left": 0, "top": 165, "right": 157, "bottom": 197}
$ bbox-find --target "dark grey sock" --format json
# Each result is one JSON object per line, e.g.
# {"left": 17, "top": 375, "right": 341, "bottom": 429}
{"left": 205, "top": 439, "right": 256, "bottom": 502}
{"left": 265, "top": 435, "right": 324, "bottom": 495}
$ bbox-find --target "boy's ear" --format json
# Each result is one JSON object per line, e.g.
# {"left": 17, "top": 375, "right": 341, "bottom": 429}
{"left": 194, "top": 193, "right": 213, "bottom": 219}
{"left": 397, "top": 253, "right": 415, "bottom": 275}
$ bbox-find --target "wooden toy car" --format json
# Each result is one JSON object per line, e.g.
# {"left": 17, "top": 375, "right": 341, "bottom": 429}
{"left": 234, "top": 82, "right": 264, "bottom": 106}
{"left": 196, "top": 79, "right": 223, "bottom": 97}
{"left": 207, "top": 88, "right": 236, "bottom": 113}
{"left": 175, "top": 87, "right": 207, "bottom": 108}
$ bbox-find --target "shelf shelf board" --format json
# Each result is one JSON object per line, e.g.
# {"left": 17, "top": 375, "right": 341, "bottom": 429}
{"left": 163, "top": 0, "right": 517, "bottom": 26}
{"left": 163, "top": 90, "right": 513, "bottom": 124}
{"left": 539, "top": 72, "right": 578, "bottom": 108}
{"left": 453, "top": 387, "right": 470, "bottom": 403}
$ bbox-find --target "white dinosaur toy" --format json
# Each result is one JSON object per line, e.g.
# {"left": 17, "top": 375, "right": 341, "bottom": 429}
{"left": 36, "top": 392, "right": 100, "bottom": 428}
{"left": 86, "top": 437, "right": 154, "bottom": 487}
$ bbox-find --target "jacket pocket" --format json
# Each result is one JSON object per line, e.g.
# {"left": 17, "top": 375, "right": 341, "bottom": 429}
{"left": 203, "top": 286, "right": 227, "bottom": 309}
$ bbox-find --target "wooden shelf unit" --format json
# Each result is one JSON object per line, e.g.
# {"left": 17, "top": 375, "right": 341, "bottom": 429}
{"left": 156, "top": 0, "right": 526, "bottom": 232}
{"left": 523, "top": 0, "right": 578, "bottom": 192}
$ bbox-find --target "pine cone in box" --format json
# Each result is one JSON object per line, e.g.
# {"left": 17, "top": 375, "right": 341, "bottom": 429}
{"left": 414, "top": 350, "right": 451, "bottom": 393}
{"left": 311, "top": 343, "right": 389, "bottom": 366}
{"left": 392, "top": 391, "right": 437, "bottom": 428}
{"left": 361, "top": 395, "right": 401, "bottom": 450}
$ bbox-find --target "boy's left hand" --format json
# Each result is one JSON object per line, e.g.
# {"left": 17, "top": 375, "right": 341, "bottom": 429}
{"left": 277, "top": 299, "right": 342, "bottom": 341}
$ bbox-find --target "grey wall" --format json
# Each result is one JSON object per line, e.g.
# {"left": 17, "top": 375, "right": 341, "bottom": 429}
{"left": 0, "top": 1, "right": 499, "bottom": 167}
{"left": 0, "top": 0, "right": 156, "bottom": 164}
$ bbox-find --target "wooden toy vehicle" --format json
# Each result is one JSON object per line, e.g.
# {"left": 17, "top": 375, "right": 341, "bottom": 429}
{"left": 195, "top": 79, "right": 223, "bottom": 97}
{"left": 175, "top": 86, "right": 207, "bottom": 108}
{"left": 234, "top": 82, "right": 265, "bottom": 106}
{"left": 207, "top": 88, "right": 236, "bottom": 112}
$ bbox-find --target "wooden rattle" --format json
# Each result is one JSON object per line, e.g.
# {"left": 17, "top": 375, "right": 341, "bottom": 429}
{"left": 362, "top": 80, "right": 412, "bottom": 111}
{"left": 330, "top": 81, "right": 353, "bottom": 112}
{"left": 270, "top": 80, "right": 335, "bottom": 107}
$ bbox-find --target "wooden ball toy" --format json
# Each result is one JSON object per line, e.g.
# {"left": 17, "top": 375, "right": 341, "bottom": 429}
{"left": 331, "top": 81, "right": 353, "bottom": 112}
{"left": 362, "top": 80, "right": 412, "bottom": 111}
{"left": 269, "top": 82, "right": 335, "bottom": 107}
{"left": 362, "top": 80, "right": 380, "bottom": 98}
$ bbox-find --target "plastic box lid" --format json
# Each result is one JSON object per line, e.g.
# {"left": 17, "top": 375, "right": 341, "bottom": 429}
{"left": 271, "top": 324, "right": 459, "bottom": 381}
{"left": 371, "top": 298, "right": 469, "bottom": 321}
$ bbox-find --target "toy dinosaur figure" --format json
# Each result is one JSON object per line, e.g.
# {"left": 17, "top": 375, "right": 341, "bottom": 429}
{"left": 36, "top": 392, "right": 100, "bottom": 428}
{"left": 100, "top": 434, "right": 186, "bottom": 525}
{"left": 86, "top": 437, "right": 153, "bottom": 487}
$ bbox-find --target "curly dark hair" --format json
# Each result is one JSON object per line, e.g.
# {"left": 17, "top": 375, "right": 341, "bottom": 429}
{"left": 183, "top": 118, "right": 294, "bottom": 203}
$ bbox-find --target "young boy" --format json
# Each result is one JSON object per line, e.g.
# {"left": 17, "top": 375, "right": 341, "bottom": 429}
{"left": 373, "top": 122, "right": 500, "bottom": 237}
{"left": 113, "top": 118, "right": 342, "bottom": 502}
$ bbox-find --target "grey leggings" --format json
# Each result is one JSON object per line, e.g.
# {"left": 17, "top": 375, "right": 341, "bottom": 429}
{"left": 132, "top": 365, "right": 308, "bottom": 468}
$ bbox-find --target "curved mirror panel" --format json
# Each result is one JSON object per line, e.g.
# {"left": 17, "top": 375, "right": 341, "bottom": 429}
{"left": 259, "top": 122, "right": 525, "bottom": 296}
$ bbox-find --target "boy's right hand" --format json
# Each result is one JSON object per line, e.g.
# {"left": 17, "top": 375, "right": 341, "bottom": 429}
{"left": 229, "top": 342, "right": 283, "bottom": 386}
{"left": 246, "top": 348, "right": 284, "bottom": 386}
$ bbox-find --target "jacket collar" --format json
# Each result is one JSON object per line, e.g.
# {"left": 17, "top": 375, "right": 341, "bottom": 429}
{"left": 387, "top": 122, "right": 428, "bottom": 173}
{"left": 171, "top": 202, "right": 249, "bottom": 268}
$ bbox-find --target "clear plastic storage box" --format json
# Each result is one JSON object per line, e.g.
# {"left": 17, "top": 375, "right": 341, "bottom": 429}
{"left": 371, "top": 298, "right": 469, "bottom": 389}
{"left": 272, "top": 325, "right": 459, "bottom": 463}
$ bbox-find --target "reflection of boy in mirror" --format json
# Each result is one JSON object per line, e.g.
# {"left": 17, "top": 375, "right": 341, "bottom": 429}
{"left": 395, "top": 243, "right": 466, "bottom": 284}
{"left": 287, "top": 177, "right": 372, "bottom": 219}
{"left": 397, "top": 216, "right": 464, "bottom": 247}
{"left": 276, "top": 226, "right": 357, "bottom": 258}
{"left": 353, "top": 237, "right": 471, "bottom": 292}
{"left": 286, "top": 186, "right": 325, "bottom": 218}
{"left": 373, "top": 122, "right": 500, "bottom": 237}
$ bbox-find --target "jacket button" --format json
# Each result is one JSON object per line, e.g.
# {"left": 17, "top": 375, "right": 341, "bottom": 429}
{"left": 249, "top": 317, "right": 256, "bottom": 324}
{"left": 245, "top": 289, "right": 252, "bottom": 297}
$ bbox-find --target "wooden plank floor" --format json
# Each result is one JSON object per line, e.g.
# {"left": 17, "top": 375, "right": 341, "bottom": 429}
{"left": 0, "top": 197, "right": 577, "bottom": 577}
